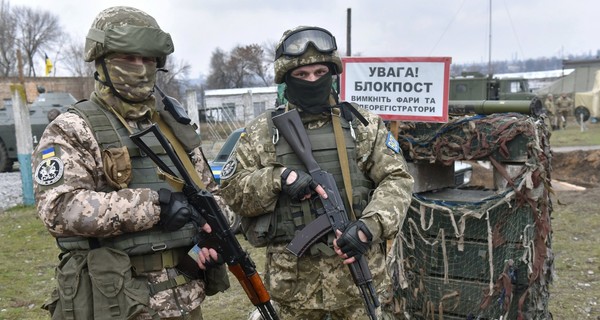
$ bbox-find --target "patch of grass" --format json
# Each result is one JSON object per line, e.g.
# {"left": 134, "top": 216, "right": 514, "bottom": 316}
{"left": 0, "top": 206, "right": 265, "bottom": 320}
{"left": 548, "top": 121, "right": 600, "bottom": 147}
{"left": 0, "top": 207, "right": 58, "bottom": 320}
{"left": 547, "top": 189, "right": 600, "bottom": 318}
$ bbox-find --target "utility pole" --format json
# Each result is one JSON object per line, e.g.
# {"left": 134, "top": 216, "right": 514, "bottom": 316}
{"left": 346, "top": 8, "right": 352, "bottom": 57}
{"left": 487, "top": 0, "right": 493, "bottom": 77}
{"left": 10, "top": 49, "right": 35, "bottom": 205}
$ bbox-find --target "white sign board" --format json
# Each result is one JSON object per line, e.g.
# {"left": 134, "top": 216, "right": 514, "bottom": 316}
{"left": 341, "top": 57, "right": 451, "bottom": 122}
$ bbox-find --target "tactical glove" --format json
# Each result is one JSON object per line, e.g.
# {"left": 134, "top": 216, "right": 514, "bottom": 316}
{"left": 281, "top": 168, "right": 318, "bottom": 201}
{"left": 337, "top": 220, "right": 373, "bottom": 258}
{"left": 158, "top": 188, "right": 206, "bottom": 231}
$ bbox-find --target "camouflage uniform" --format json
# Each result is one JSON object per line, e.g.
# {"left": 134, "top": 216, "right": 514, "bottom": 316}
{"left": 555, "top": 93, "right": 573, "bottom": 129}
{"left": 220, "top": 26, "right": 414, "bottom": 319}
{"left": 544, "top": 94, "right": 557, "bottom": 130}
{"left": 33, "top": 6, "right": 227, "bottom": 320}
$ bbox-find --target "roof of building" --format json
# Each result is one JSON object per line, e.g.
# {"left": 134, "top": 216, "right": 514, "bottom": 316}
{"left": 205, "top": 86, "right": 278, "bottom": 97}
{"left": 496, "top": 69, "right": 574, "bottom": 80}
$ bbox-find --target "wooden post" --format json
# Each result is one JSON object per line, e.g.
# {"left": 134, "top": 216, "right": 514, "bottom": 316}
{"left": 390, "top": 120, "right": 400, "bottom": 141}
{"left": 11, "top": 50, "right": 35, "bottom": 206}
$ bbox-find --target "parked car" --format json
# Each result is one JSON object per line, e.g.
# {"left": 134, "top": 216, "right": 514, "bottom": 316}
{"left": 209, "top": 127, "right": 245, "bottom": 184}
{"left": 209, "top": 128, "right": 244, "bottom": 233}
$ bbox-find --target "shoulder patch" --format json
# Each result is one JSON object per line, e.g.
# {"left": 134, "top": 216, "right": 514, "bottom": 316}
{"left": 34, "top": 157, "right": 64, "bottom": 186}
{"left": 220, "top": 159, "right": 237, "bottom": 180}
{"left": 41, "top": 147, "right": 56, "bottom": 160}
{"left": 385, "top": 132, "right": 400, "bottom": 153}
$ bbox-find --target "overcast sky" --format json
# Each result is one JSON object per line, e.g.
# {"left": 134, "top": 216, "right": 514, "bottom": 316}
{"left": 9, "top": 0, "right": 600, "bottom": 78}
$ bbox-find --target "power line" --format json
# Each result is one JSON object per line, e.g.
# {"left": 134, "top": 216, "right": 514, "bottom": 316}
{"left": 428, "top": 0, "right": 467, "bottom": 56}
{"left": 502, "top": 0, "right": 525, "bottom": 60}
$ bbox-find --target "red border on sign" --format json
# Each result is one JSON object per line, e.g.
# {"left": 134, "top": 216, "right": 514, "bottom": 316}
{"left": 340, "top": 56, "right": 451, "bottom": 123}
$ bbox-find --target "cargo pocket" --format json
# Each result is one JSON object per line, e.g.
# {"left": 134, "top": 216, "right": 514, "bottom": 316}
{"left": 87, "top": 247, "right": 151, "bottom": 320}
{"left": 266, "top": 247, "right": 301, "bottom": 303}
{"left": 53, "top": 251, "right": 93, "bottom": 320}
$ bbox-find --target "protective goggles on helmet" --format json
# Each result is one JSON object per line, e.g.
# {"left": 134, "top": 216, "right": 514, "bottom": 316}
{"left": 275, "top": 27, "right": 337, "bottom": 60}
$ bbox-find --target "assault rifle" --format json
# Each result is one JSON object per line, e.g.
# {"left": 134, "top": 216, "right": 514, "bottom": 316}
{"left": 130, "top": 124, "right": 279, "bottom": 320}
{"left": 272, "top": 109, "right": 380, "bottom": 320}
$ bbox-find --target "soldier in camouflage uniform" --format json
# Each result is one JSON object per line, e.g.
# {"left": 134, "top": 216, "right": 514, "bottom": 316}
{"left": 544, "top": 93, "right": 557, "bottom": 130}
{"left": 555, "top": 93, "right": 574, "bottom": 129}
{"left": 220, "top": 26, "right": 414, "bottom": 319}
{"left": 33, "top": 6, "right": 228, "bottom": 320}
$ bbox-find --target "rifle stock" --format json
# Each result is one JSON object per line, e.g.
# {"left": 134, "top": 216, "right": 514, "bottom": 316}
{"left": 130, "top": 124, "right": 279, "bottom": 320}
{"left": 272, "top": 109, "right": 380, "bottom": 320}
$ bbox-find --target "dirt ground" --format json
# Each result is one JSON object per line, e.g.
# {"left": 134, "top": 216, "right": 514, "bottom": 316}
{"left": 468, "top": 149, "right": 600, "bottom": 190}
{"left": 552, "top": 149, "right": 600, "bottom": 188}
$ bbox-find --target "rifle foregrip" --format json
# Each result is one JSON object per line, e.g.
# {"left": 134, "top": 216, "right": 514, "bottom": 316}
{"left": 228, "top": 264, "right": 270, "bottom": 305}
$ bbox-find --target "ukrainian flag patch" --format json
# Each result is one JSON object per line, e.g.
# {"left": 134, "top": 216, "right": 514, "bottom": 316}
{"left": 41, "top": 147, "right": 55, "bottom": 160}
{"left": 385, "top": 132, "right": 400, "bottom": 153}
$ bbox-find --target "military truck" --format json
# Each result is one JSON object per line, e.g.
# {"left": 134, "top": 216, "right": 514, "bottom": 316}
{"left": 0, "top": 92, "right": 77, "bottom": 172}
{"left": 449, "top": 72, "right": 537, "bottom": 101}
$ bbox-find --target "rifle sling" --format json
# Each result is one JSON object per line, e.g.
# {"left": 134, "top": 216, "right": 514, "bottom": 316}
{"left": 331, "top": 107, "right": 357, "bottom": 221}
{"left": 109, "top": 106, "right": 206, "bottom": 190}
{"left": 153, "top": 113, "right": 207, "bottom": 189}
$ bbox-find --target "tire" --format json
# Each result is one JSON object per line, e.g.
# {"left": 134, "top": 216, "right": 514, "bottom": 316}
{"left": 0, "top": 139, "right": 12, "bottom": 172}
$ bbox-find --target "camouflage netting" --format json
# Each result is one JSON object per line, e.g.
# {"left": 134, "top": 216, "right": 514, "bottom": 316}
{"left": 387, "top": 113, "right": 554, "bottom": 319}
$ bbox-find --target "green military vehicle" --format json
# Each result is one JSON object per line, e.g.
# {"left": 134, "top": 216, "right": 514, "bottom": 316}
{"left": 0, "top": 92, "right": 77, "bottom": 172}
{"left": 449, "top": 72, "right": 537, "bottom": 101}
{"left": 448, "top": 72, "right": 543, "bottom": 117}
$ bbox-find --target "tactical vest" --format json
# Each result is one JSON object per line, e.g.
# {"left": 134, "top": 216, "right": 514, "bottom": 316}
{"left": 267, "top": 110, "right": 375, "bottom": 247}
{"left": 56, "top": 101, "right": 196, "bottom": 268}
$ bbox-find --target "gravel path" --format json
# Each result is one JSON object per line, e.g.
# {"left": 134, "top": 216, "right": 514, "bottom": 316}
{"left": 0, "top": 172, "right": 24, "bottom": 212}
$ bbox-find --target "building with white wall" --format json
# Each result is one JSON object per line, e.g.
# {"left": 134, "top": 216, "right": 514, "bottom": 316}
{"left": 202, "top": 86, "right": 278, "bottom": 125}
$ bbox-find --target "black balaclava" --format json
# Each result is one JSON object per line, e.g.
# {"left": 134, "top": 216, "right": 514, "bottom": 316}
{"left": 285, "top": 70, "right": 333, "bottom": 114}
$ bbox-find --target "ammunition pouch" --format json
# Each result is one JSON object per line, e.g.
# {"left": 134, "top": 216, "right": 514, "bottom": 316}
{"left": 203, "top": 264, "right": 230, "bottom": 296}
{"left": 241, "top": 213, "right": 272, "bottom": 248}
{"left": 157, "top": 106, "right": 201, "bottom": 152}
{"left": 43, "top": 247, "right": 156, "bottom": 320}
{"left": 102, "top": 146, "right": 132, "bottom": 190}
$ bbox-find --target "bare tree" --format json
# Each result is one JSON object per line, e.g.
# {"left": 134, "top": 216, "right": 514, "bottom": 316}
{"left": 13, "top": 5, "right": 63, "bottom": 77}
{"left": 61, "top": 36, "right": 95, "bottom": 77}
{"left": 260, "top": 40, "right": 277, "bottom": 84}
{"left": 206, "top": 44, "right": 274, "bottom": 89}
{"left": 0, "top": 0, "right": 17, "bottom": 76}
{"left": 156, "top": 55, "right": 192, "bottom": 102}
{"left": 206, "top": 48, "right": 229, "bottom": 89}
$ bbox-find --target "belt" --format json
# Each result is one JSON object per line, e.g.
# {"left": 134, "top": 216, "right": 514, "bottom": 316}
{"left": 130, "top": 248, "right": 187, "bottom": 273}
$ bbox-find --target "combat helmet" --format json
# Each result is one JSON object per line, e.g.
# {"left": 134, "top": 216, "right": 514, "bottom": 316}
{"left": 84, "top": 6, "right": 174, "bottom": 68}
{"left": 274, "top": 26, "right": 343, "bottom": 84}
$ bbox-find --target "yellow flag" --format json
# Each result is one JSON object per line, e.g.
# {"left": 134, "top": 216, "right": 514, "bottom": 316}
{"left": 45, "top": 54, "right": 53, "bottom": 76}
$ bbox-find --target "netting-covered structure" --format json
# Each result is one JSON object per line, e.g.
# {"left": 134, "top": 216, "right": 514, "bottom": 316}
{"left": 388, "top": 113, "right": 554, "bottom": 319}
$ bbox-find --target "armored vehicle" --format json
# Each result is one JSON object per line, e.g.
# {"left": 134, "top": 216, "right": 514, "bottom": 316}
{"left": 449, "top": 72, "right": 537, "bottom": 101}
{"left": 0, "top": 92, "right": 77, "bottom": 172}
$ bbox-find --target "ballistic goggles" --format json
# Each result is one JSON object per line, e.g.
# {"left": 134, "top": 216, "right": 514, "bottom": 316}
{"left": 275, "top": 27, "right": 337, "bottom": 60}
